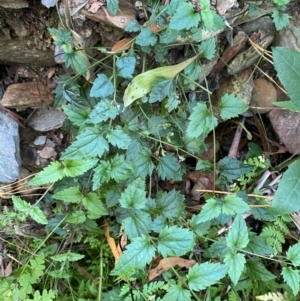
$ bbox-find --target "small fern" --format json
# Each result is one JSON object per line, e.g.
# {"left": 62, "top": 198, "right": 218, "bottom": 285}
{"left": 261, "top": 226, "right": 285, "bottom": 254}
{"left": 256, "top": 291, "right": 288, "bottom": 301}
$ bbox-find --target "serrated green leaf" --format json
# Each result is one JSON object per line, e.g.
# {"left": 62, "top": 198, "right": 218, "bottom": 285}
{"left": 48, "top": 28, "right": 72, "bottom": 46}
{"left": 271, "top": 160, "right": 300, "bottom": 214}
{"left": 165, "top": 93, "right": 180, "bottom": 112}
{"left": 131, "top": 148, "right": 155, "bottom": 177}
{"left": 187, "top": 102, "right": 218, "bottom": 138}
{"left": 88, "top": 100, "right": 119, "bottom": 124}
{"left": 169, "top": 2, "right": 200, "bottom": 30}
{"left": 107, "top": 0, "right": 118, "bottom": 15}
{"left": 136, "top": 27, "right": 157, "bottom": 46}
{"left": 65, "top": 210, "right": 86, "bottom": 223}
{"left": 246, "top": 234, "right": 274, "bottom": 256}
{"left": 149, "top": 78, "right": 173, "bottom": 103}
{"left": 198, "top": 38, "right": 216, "bottom": 60}
{"left": 273, "top": 47, "right": 300, "bottom": 107}
{"left": 196, "top": 198, "right": 221, "bottom": 223}
{"left": 125, "top": 19, "right": 141, "bottom": 32}
{"left": 111, "top": 236, "right": 155, "bottom": 276}
{"left": 218, "top": 156, "right": 253, "bottom": 182}
{"left": 224, "top": 252, "right": 246, "bottom": 285}
{"left": 226, "top": 214, "right": 249, "bottom": 250}
{"left": 123, "top": 211, "right": 152, "bottom": 238}
{"left": 219, "top": 93, "right": 248, "bottom": 120}
{"left": 248, "top": 4, "right": 260, "bottom": 17}
{"left": 53, "top": 187, "right": 82, "bottom": 203}
{"left": 184, "top": 61, "right": 201, "bottom": 82}
{"left": 82, "top": 192, "right": 107, "bottom": 219}
{"left": 90, "top": 74, "right": 114, "bottom": 98}
{"left": 51, "top": 252, "right": 84, "bottom": 262}
{"left": 63, "top": 104, "right": 90, "bottom": 127}
{"left": 160, "top": 28, "right": 180, "bottom": 44}
{"left": 63, "top": 159, "right": 98, "bottom": 177}
{"left": 157, "top": 153, "right": 183, "bottom": 181}
{"left": 196, "top": 158, "right": 213, "bottom": 171}
{"left": 245, "top": 260, "right": 276, "bottom": 281}
{"left": 119, "top": 178, "right": 146, "bottom": 209}
{"left": 222, "top": 194, "right": 250, "bottom": 215}
{"left": 92, "top": 160, "right": 111, "bottom": 190}
{"left": 62, "top": 127, "right": 109, "bottom": 159}
{"left": 164, "top": 285, "right": 191, "bottom": 301}
{"left": 106, "top": 126, "right": 132, "bottom": 149}
{"left": 12, "top": 195, "right": 31, "bottom": 212}
{"left": 110, "top": 154, "right": 134, "bottom": 182}
{"left": 30, "top": 207, "right": 48, "bottom": 225}
{"left": 187, "top": 262, "right": 227, "bottom": 291}
{"left": 155, "top": 189, "right": 185, "bottom": 219}
{"left": 116, "top": 56, "right": 136, "bottom": 79}
{"left": 272, "top": 0, "right": 289, "bottom": 5}
{"left": 205, "top": 237, "right": 229, "bottom": 258}
{"left": 200, "top": 1, "right": 225, "bottom": 30}
{"left": 124, "top": 55, "right": 198, "bottom": 107}
{"left": 272, "top": 11, "right": 290, "bottom": 31}
{"left": 287, "top": 242, "right": 300, "bottom": 267}
{"left": 190, "top": 216, "right": 211, "bottom": 236}
{"left": 282, "top": 267, "right": 300, "bottom": 296}
{"left": 157, "top": 225, "right": 195, "bottom": 257}
{"left": 65, "top": 51, "right": 90, "bottom": 78}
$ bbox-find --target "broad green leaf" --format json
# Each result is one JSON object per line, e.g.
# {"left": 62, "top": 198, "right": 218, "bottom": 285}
{"left": 106, "top": 126, "right": 132, "bottom": 149}
{"left": 271, "top": 160, "right": 300, "bottom": 214}
{"left": 155, "top": 189, "right": 185, "bottom": 219}
{"left": 65, "top": 51, "right": 90, "bottom": 78}
{"left": 157, "top": 153, "right": 183, "bottom": 181}
{"left": 219, "top": 93, "right": 248, "bottom": 120}
{"left": 272, "top": 10, "right": 290, "bottom": 31}
{"left": 63, "top": 159, "right": 98, "bottom": 177}
{"left": 51, "top": 252, "right": 84, "bottom": 262}
{"left": 160, "top": 28, "right": 180, "bottom": 44}
{"left": 149, "top": 78, "right": 173, "bottom": 103}
{"left": 136, "top": 27, "right": 157, "bottom": 46}
{"left": 65, "top": 210, "right": 86, "bottom": 223}
{"left": 274, "top": 101, "right": 300, "bottom": 112}
{"left": 165, "top": 93, "right": 180, "bottom": 112}
{"left": 282, "top": 267, "right": 300, "bottom": 296}
{"left": 92, "top": 160, "right": 111, "bottom": 190}
{"left": 110, "top": 154, "right": 134, "bottom": 182}
{"left": 190, "top": 216, "right": 211, "bottom": 236}
{"left": 119, "top": 178, "right": 146, "bottom": 209}
{"left": 167, "top": 0, "right": 181, "bottom": 15}
{"left": 12, "top": 195, "right": 31, "bottom": 212}
{"left": 88, "top": 100, "right": 119, "bottom": 124}
{"left": 184, "top": 61, "right": 201, "bottom": 81}
{"left": 82, "top": 192, "right": 108, "bottom": 219}
{"left": 218, "top": 156, "right": 253, "bottom": 182}
{"left": 272, "top": 0, "right": 290, "bottom": 5}
{"left": 245, "top": 260, "right": 276, "bottom": 281}
{"left": 187, "top": 102, "right": 218, "bottom": 138}
{"left": 198, "top": 38, "right": 216, "bottom": 60}
{"left": 273, "top": 47, "right": 300, "bottom": 106}
{"left": 107, "top": 0, "right": 118, "bottom": 15}
{"left": 226, "top": 214, "right": 249, "bottom": 250}
{"left": 187, "top": 262, "right": 227, "bottom": 291}
{"left": 90, "top": 74, "right": 114, "bottom": 98}
{"left": 204, "top": 237, "right": 229, "bottom": 258}
{"left": 222, "top": 194, "right": 250, "bottom": 215}
{"left": 63, "top": 105, "right": 90, "bottom": 127}
{"left": 169, "top": 2, "right": 200, "bottom": 30}
{"left": 200, "top": 0, "right": 225, "bottom": 30}
{"left": 125, "top": 19, "right": 141, "bottom": 32}
{"left": 224, "top": 252, "right": 246, "bottom": 285}
{"left": 157, "top": 226, "right": 195, "bottom": 257}
{"left": 123, "top": 211, "right": 152, "bottom": 238}
{"left": 48, "top": 28, "right": 72, "bottom": 46}
{"left": 111, "top": 236, "right": 155, "bottom": 276}
{"left": 53, "top": 187, "right": 82, "bottom": 203}
{"left": 124, "top": 55, "right": 199, "bottom": 107}
{"left": 287, "top": 242, "right": 300, "bottom": 267}
{"left": 30, "top": 207, "right": 48, "bottom": 225}
{"left": 163, "top": 285, "right": 191, "bottom": 301}
{"left": 246, "top": 234, "right": 274, "bottom": 256}
{"left": 62, "top": 127, "right": 109, "bottom": 159}
{"left": 131, "top": 148, "right": 155, "bottom": 177}
{"left": 196, "top": 198, "right": 221, "bottom": 223}
{"left": 116, "top": 56, "right": 136, "bottom": 79}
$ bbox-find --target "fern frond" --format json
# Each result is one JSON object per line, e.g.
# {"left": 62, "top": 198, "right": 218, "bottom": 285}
{"left": 256, "top": 291, "right": 287, "bottom": 301}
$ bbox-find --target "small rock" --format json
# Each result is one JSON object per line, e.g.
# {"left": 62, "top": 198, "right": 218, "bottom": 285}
{"left": 0, "top": 112, "right": 21, "bottom": 183}
{"left": 250, "top": 79, "right": 277, "bottom": 113}
{"left": 34, "top": 136, "right": 47, "bottom": 146}
{"left": 1, "top": 82, "right": 54, "bottom": 109}
{"left": 27, "top": 107, "right": 66, "bottom": 132}
{"left": 39, "top": 146, "right": 57, "bottom": 159}
{"left": 268, "top": 109, "right": 300, "bottom": 154}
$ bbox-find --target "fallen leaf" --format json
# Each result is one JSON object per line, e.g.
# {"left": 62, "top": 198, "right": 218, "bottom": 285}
{"left": 149, "top": 257, "right": 196, "bottom": 281}
{"left": 0, "top": 261, "right": 12, "bottom": 277}
{"left": 104, "top": 219, "right": 121, "bottom": 261}
{"left": 111, "top": 38, "right": 133, "bottom": 53}
{"left": 217, "top": 0, "right": 237, "bottom": 15}
{"left": 88, "top": 1, "right": 104, "bottom": 13}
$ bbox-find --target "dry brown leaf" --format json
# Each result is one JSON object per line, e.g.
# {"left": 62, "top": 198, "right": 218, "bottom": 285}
{"left": 217, "top": 0, "right": 237, "bottom": 15}
{"left": 88, "top": 1, "right": 104, "bottom": 13}
{"left": 0, "top": 261, "right": 12, "bottom": 277}
{"left": 104, "top": 219, "right": 120, "bottom": 262}
{"left": 148, "top": 257, "right": 196, "bottom": 281}
{"left": 111, "top": 38, "right": 132, "bottom": 53}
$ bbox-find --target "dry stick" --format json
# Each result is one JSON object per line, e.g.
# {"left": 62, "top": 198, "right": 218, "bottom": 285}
{"left": 228, "top": 116, "right": 246, "bottom": 158}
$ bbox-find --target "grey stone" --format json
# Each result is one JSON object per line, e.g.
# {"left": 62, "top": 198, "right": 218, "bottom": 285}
{"left": 0, "top": 111, "right": 21, "bottom": 183}
{"left": 34, "top": 136, "right": 47, "bottom": 146}
{"left": 27, "top": 107, "right": 66, "bottom": 132}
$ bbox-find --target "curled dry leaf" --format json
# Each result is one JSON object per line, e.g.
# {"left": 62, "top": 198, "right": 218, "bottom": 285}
{"left": 111, "top": 38, "right": 132, "bottom": 53}
{"left": 104, "top": 219, "right": 121, "bottom": 262}
{"left": 148, "top": 257, "right": 196, "bottom": 281}
{"left": 88, "top": 1, "right": 104, "bottom": 13}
